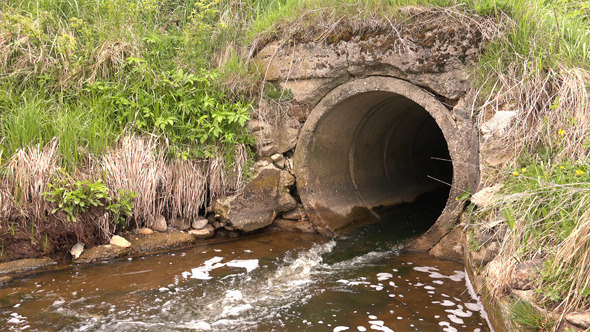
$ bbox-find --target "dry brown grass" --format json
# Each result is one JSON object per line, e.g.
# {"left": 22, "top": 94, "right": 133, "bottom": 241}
{"left": 102, "top": 135, "right": 169, "bottom": 229}
{"left": 170, "top": 159, "right": 208, "bottom": 221}
{"left": 5, "top": 139, "right": 59, "bottom": 222}
{"left": 476, "top": 65, "right": 590, "bottom": 169}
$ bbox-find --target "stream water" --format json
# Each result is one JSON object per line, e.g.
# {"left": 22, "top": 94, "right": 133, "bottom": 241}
{"left": 0, "top": 208, "right": 491, "bottom": 331}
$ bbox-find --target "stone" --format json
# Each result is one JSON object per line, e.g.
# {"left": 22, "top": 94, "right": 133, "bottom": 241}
{"left": 189, "top": 224, "right": 215, "bottom": 239}
{"left": 0, "top": 257, "right": 55, "bottom": 274}
{"left": 212, "top": 165, "right": 297, "bottom": 232}
{"left": 282, "top": 207, "right": 303, "bottom": 220}
{"left": 271, "top": 153, "right": 285, "bottom": 169}
{"left": 152, "top": 214, "right": 167, "bottom": 232}
{"left": 509, "top": 259, "right": 544, "bottom": 290}
{"left": 70, "top": 242, "right": 84, "bottom": 259}
{"left": 247, "top": 116, "right": 300, "bottom": 157}
{"left": 224, "top": 224, "right": 236, "bottom": 231}
{"left": 429, "top": 227, "right": 464, "bottom": 261}
{"left": 127, "top": 230, "right": 195, "bottom": 253}
{"left": 192, "top": 217, "right": 209, "bottom": 230}
{"left": 566, "top": 311, "right": 590, "bottom": 329}
{"left": 75, "top": 245, "right": 130, "bottom": 264}
{"left": 485, "top": 258, "right": 509, "bottom": 297}
{"left": 470, "top": 240, "right": 500, "bottom": 266}
{"left": 0, "top": 275, "right": 11, "bottom": 285}
{"left": 212, "top": 221, "right": 223, "bottom": 229}
{"left": 471, "top": 184, "right": 503, "bottom": 208}
{"left": 170, "top": 217, "right": 191, "bottom": 231}
{"left": 481, "top": 110, "right": 518, "bottom": 140}
{"left": 110, "top": 235, "right": 131, "bottom": 248}
{"left": 137, "top": 227, "right": 153, "bottom": 235}
{"left": 271, "top": 219, "right": 316, "bottom": 233}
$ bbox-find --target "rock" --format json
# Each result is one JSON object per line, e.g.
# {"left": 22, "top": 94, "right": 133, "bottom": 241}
{"left": 212, "top": 221, "right": 223, "bottom": 229}
{"left": 206, "top": 213, "right": 216, "bottom": 224}
{"left": 282, "top": 207, "right": 303, "bottom": 220}
{"left": 429, "top": 227, "right": 464, "bottom": 261}
{"left": 189, "top": 224, "right": 215, "bottom": 239}
{"left": 481, "top": 110, "right": 518, "bottom": 140}
{"left": 75, "top": 245, "right": 130, "bottom": 264}
{"left": 271, "top": 153, "right": 285, "bottom": 169}
{"left": 470, "top": 240, "right": 500, "bottom": 265}
{"left": 110, "top": 235, "right": 131, "bottom": 248}
{"left": 192, "top": 217, "right": 209, "bottom": 230}
{"left": 256, "top": 11, "right": 488, "bottom": 102}
{"left": 471, "top": 184, "right": 503, "bottom": 208}
{"left": 224, "top": 224, "right": 236, "bottom": 231}
{"left": 213, "top": 165, "right": 297, "bottom": 232}
{"left": 70, "top": 243, "right": 84, "bottom": 259}
{"left": 271, "top": 219, "right": 316, "bottom": 233}
{"left": 566, "top": 311, "right": 590, "bottom": 329}
{"left": 127, "top": 230, "right": 195, "bottom": 253}
{"left": 509, "top": 259, "right": 544, "bottom": 290}
{"left": 0, "top": 275, "right": 11, "bottom": 285}
{"left": 170, "top": 217, "right": 191, "bottom": 231}
{"left": 0, "top": 257, "right": 55, "bottom": 274}
{"left": 152, "top": 214, "right": 167, "bottom": 232}
{"left": 137, "top": 227, "right": 153, "bottom": 235}
{"left": 485, "top": 258, "right": 508, "bottom": 297}
{"left": 247, "top": 117, "right": 300, "bottom": 157}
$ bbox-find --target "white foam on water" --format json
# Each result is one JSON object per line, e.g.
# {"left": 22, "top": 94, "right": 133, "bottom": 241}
{"left": 226, "top": 259, "right": 259, "bottom": 272}
{"left": 334, "top": 326, "right": 349, "bottom": 331}
{"left": 376, "top": 272, "right": 393, "bottom": 281}
{"left": 357, "top": 327, "right": 367, "bottom": 331}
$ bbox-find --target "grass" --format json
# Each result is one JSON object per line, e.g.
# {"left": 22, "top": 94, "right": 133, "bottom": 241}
{"left": 509, "top": 299, "right": 556, "bottom": 331}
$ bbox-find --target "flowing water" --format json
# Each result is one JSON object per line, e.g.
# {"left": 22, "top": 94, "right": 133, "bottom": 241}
{"left": 0, "top": 210, "right": 491, "bottom": 332}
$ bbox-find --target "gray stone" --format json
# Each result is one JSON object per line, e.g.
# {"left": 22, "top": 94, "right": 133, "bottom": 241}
{"left": 429, "top": 227, "right": 464, "bottom": 261}
{"left": 152, "top": 214, "right": 167, "bottom": 232}
{"left": 70, "top": 242, "right": 84, "bottom": 259}
{"left": 75, "top": 245, "right": 130, "bottom": 264}
{"left": 212, "top": 220, "right": 223, "bottom": 229}
{"left": 189, "top": 224, "right": 215, "bottom": 239}
{"left": 271, "top": 153, "right": 285, "bottom": 169}
{"left": 213, "top": 165, "right": 297, "bottom": 232}
{"left": 247, "top": 116, "right": 300, "bottom": 157}
{"left": 509, "top": 259, "right": 544, "bottom": 290}
{"left": 170, "top": 217, "right": 191, "bottom": 231}
{"left": 110, "top": 235, "right": 131, "bottom": 248}
{"left": 192, "top": 217, "right": 209, "bottom": 230}
{"left": 0, "top": 257, "right": 55, "bottom": 274}
{"left": 566, "top": 311, "right": 590, "bottom": 329}
{"left": 0, "top": 275, "right": 11, "bottom": 285}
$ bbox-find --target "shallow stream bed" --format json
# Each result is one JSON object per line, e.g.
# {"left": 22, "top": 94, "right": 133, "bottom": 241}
{"left": 1, "top": 212, "right": 491, "bottom": 332}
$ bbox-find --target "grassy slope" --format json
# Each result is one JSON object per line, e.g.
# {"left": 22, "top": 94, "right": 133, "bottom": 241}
{"left": 0, "top": 0, "right": 589, "bottom": 325}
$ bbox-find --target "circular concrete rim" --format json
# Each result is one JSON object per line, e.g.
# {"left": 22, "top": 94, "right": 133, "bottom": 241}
{"left": 294, "top": 76, "right": 473, "bottom": 250}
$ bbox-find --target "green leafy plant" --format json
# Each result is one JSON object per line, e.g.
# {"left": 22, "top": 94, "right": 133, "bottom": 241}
{"left": 106, "top": 189, "right": 138, "bottom": 229}
{"left": 43, "top": 175, "right": 110, "bottom": 222}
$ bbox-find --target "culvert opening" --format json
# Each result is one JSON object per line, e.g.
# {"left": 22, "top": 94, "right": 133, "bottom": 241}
{"left": 294, "top": 77, "right": 469, "bottom": 243}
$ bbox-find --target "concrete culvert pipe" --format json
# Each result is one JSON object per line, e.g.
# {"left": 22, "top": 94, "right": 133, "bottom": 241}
{"left": 294, "top": 77, "right": 477, "bottom": 248}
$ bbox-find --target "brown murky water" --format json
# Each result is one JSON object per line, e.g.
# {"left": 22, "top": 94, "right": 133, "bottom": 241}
{"left": 0, "top": 213, "right": 491, "bottom": 332}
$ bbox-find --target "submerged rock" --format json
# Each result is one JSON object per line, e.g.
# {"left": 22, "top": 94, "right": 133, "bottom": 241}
{"left": 110, "top": 235, "right": 131, "bottom": 248}
{"left": 127, "top": 230, "right": 195, "bottom": 253}
{"left": 213, "top": 165, "right": 297, "bottom": 232}
{"left": 0, "top": 257, "right": 55, "bottom": 274}
{"left": 70, "top": 243, "right": 84, "bottom": 259}
{"left": 271, "top": 219, "right": 316, "bottom": 233}
{"left": 75, "top": 245, "right": 130, "bottom": 264}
